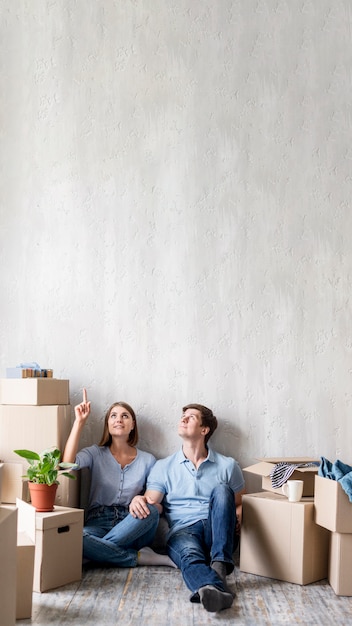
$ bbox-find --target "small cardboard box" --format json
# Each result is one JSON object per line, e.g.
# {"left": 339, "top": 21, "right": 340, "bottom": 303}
{"left": 0, "top": 378, "right": 69, "bottom": 405}
{"left": 314, "top": 474, "right": 352, "bottom": 533}
{"left": 243, "top": 457, "right": 319, "bottom": 497}
{"left": 32, "top": 505, "right": 84, "bottom": 592}
{"left": 0, "top": 506, "right": 17, "bottom": 626}
{"left": 0, "top": 462, "right": 30, "bottom": 504}
{"left": 329, "top": 532, "right": 352, "bottom": 596}
{"left": 240, "top": 492, "right": 330, "bottom": 585}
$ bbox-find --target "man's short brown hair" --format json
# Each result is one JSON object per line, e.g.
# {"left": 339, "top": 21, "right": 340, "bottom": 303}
{"left": 182, "top": 403, "right": 218, "bottom": 445}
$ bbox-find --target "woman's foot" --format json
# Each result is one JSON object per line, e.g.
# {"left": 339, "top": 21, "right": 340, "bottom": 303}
{"left": 137, "top": 546, "right": 177, "bottom": 568}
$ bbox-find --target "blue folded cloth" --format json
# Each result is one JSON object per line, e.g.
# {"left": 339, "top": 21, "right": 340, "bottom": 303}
{"left": 319, "top": 456, "right": 352, "bottom": 503}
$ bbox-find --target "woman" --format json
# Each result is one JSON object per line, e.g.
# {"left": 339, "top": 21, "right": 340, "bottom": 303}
{"left": 63, "top": 388, "right": 175, "bottom": 567}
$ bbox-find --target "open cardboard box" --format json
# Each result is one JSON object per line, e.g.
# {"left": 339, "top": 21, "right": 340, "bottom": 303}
{"left": 314, "top": 474, "right": 352, "bottom": 533}
{"left": 240, "top": 492, "right": 330, "bottom": 585}
{"left": 16, "top": 500, "right": 84, "bottom": 592}
{"left": 243, "top": 457, "right": 319, "bottom": 496}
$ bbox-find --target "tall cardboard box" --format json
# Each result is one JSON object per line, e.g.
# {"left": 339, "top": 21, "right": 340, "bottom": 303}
{"left": 0, "top": 378, "right": 69, "bottom": 405}
{"left": 240, "top": 492, "right": 330, "bottom": 584}
{"left": 329, "top": 532, "right": 352, "bottom": 596}
{"left": 0, "top": 404, "right": 72, "bottom": 461}
{"left": 243, "top": 458, "right": 319, "bottom": 497}
{"left": 314, "top": 475, "right": 352, "bottom": 533}
{"left": 32, "top": 505, "right": 84, "bottom": 592}
{"left": 0, "top": 404, "right": 79, "bottom": 507}
{"left": 0, "top": 507, "right": 17, "bottom": 626}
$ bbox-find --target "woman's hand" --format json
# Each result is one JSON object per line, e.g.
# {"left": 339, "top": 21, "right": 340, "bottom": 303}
{"left": 129, "top": 495, "right": 151, "bottom": 519}
{"left": 74, "top": 387, "right": 91, "bottom": 425}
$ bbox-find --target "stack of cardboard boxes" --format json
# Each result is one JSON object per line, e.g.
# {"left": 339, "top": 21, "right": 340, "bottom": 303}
{"left": 0, "top": 377, "right": 79, "bottom": 507}
{"left": 314, "top": 474, "right": 352, "bottom": 596}
{"left": 240, "top": 457, "right": 330, "bottom": 585}
{"left": 0, "top": 378, "right": 84, "bottom": 621}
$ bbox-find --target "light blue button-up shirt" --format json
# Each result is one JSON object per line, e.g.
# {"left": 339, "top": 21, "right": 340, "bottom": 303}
{"left": 147, "top": 447, "right": 245, "bottom": 538}
{"left": 76, "top": 444, "right": 156, "bottom": 510}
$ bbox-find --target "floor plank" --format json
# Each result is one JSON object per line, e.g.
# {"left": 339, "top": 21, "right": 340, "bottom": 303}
{"left": 16, "top": 561, "right": 352, "bottom": 626}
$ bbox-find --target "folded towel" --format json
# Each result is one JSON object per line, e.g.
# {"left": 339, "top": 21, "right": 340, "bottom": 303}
{"left": 319, "top": 456, "right": 352, "bottom": 503}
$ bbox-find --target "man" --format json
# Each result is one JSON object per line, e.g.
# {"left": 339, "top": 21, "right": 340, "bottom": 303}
{"left": 129, "top": 403, "right": 245, "bottom": 613}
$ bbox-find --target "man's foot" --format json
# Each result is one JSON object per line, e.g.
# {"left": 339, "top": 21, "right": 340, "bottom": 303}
{"left": 137, "top": 546, "right": 177, "bottom": 568}
{"left": 199, "top": 585, "right": 233, "bottom": 612}
{"left": 211, "top": 561, "right": 235, "bottom": 595}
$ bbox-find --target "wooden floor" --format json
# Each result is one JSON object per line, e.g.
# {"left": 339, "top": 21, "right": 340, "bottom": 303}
{"left": 17, "top": 555, "right": 352, "bottom": 626}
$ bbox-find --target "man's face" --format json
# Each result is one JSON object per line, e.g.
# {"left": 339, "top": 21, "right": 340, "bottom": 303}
{"left": 178, "top": 407, "right": 206, "bottom": 441}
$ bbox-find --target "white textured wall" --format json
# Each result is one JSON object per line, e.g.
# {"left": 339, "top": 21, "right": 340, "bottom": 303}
{"left": 1, "top": 0, "right": 352, "bottom": 470}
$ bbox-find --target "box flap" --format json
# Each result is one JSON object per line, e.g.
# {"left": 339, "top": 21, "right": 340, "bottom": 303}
{"left": 16, "top": 498, "right": 36, "bottom": 543}
{"left": 244, "top": 458, "right": 319, "bottom": 478}
{"left": 244, "top": 462, "right": 276, "bottom": 478}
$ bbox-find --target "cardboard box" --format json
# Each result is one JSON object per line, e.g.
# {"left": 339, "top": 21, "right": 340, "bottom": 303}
{"left": 314, "top": 474, "right": 352, "bottom": 533}
{"left": 16, "top": 531, "right": 35, "bottom": 618}
{"left": 0, "top": 378, "right": 69, "bottom": 405}
{"left": 240, "top": 492, "right": 330, "bottom": 585}
{"left": 243, "top": 458, "right": 319, "bottom": 497}
{"left": 0, "top": 507, "right": 17, "bottom": 626}
{"left": 329, "top": 532, "right": 352, "bottom": 596}
{"left": 32, "top": 505, "right": 84, "bottom": 592}
{"left": 0, "top": 462, "right": 30, "bottom": 504}
{"left": 0, "top": 404, "right": 72, "bottom": 463}
{"left": 0, "top": 405, "right": 79, "bottom": 508}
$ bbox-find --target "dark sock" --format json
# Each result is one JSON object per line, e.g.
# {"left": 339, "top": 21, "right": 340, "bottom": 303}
{"left": 211, "top": 561, "right": 234, "bottom": 595}
{"left": 199, "top": 585, "right": 233, "bottom": 612}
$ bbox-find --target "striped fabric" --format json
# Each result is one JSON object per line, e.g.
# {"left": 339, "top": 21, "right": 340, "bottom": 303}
{"left": 269, "top": 462, "right": 317, "bottom": 489}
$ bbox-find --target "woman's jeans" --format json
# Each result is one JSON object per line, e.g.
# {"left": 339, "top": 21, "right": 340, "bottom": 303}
{"left": 83, "top": 503, "right": 159, "bottom": 567}
{"left": 167, "top": 484, "right": 237, "bottom": 599}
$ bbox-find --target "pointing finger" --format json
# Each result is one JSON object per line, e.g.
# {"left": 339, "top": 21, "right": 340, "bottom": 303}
{"left": 83, "top": 388, "right": 87, "bottom": 403}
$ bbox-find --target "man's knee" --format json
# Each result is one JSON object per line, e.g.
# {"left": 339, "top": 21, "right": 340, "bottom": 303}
{"left": 210, "top": 483, "right": 234, "bottom": 505}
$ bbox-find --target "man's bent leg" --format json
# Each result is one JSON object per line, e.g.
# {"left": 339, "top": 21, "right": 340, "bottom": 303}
{"left": 167, "top": 523, "right": 227, "bottom": 597}
{"left": 207, "top": 484, "right": 236, "bottom": 574}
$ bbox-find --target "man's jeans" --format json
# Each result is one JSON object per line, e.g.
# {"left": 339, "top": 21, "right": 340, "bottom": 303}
{"left": 167, "top": 484, "right": 236, "bottom": 599}
{"left": 82, "top": 503, "right": 159, "bottom": 567}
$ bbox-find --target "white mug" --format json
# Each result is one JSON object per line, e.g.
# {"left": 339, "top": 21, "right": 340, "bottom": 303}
{"left": 282, "top": 480, "right": 304, "bottom": 502}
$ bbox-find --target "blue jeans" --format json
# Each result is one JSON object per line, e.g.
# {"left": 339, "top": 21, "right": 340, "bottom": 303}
{"left": 167, "top": 484, "right": 236, "bottom": 600}
{"left": 83, "top": 503, "right": 159, "bottom": 567}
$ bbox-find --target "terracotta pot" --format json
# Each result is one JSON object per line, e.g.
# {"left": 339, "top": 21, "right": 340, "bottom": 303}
{"left": 28, "top": 482, "right": 58, "bottom": 512}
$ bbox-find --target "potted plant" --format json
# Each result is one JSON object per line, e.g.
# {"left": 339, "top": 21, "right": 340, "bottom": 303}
{"left": 14, "top": 447, "right": 78, "bottom": 512}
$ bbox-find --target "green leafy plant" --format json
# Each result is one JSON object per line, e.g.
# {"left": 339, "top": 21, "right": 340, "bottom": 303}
{"left": 14, "top": 447, "right": 78, "bottom": 486}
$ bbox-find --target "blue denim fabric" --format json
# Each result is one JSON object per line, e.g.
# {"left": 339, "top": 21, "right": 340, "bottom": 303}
{"left": 83, "top": 503, "right": 159, "bottom": 567}
{"left": 167, "top": 484, "right": 236, "bottom": 599}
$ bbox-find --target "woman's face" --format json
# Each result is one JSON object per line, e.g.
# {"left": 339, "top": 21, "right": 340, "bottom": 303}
{"left": 108, "top": 405, "right": 135, "bottom": 439}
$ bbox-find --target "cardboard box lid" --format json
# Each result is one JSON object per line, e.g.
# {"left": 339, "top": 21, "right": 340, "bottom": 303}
{"left": 35, "top": 505, "right": 84, "bottom": 531}
{"left": 244, "top": 458, "right": 320, "bottom": 478}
